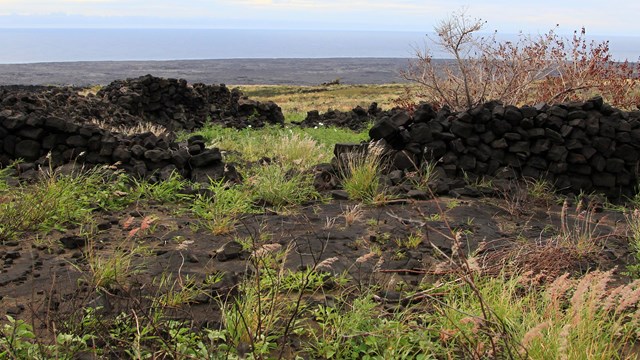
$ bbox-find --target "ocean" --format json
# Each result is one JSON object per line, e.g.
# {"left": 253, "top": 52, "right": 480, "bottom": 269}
{"left": 1, "top": 29, "right": 639, "bottom": 64}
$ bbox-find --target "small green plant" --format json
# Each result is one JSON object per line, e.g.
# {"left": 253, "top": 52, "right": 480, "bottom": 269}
{"left": 79, "top": 216, "right": 153, "bottom": 291}
{"left": 525, "top": 177, "right": 555, "bottom": 203}
{"left": 0, "top": 162, "right": 16, "bottom": 193}
{"left": 424, "top": 212, "right": 442, "bottom": 222}
{"left": 446, "top": 199, "right": 461, "bottom": 210}
{"left": 245, "top": 164, "right": 319, "bottom": 210}
{"left": 340, "top": 142, "right": 387, "bottom": 204}
{"left": 132, "top": 171, "right": 193, "bottom": 204}
{"left": 191, "top": 179, "right": 253, "bottom": 235}
{"left": 1, "top": 316, "right": 41, "bottom": 358}
{"left": 395, "top": 231, "right": 424, "bottom": 249}
{"left": 306, "top": 294, "right": 442, "bottom": 359}
{"left": 1, "top": 315, "right": 93, "bottom": 359}
{"left": 153, "top": 273, "right": 213, "bottom": 308}
{"left": 405, "top": 159, "right": 439, "bottom": 192}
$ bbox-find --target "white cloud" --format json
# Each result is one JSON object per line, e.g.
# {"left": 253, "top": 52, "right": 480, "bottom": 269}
{"left": 0, "top": 0, "right": 638, "bottom": 35}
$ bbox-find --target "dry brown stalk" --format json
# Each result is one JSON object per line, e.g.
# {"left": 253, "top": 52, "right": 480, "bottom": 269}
{"left": 521, "top": 321, "right": 550, "bottom": 349}
{"left": 401, "top": 11, "right": 640, "bottom": 110}
{"left": 251, "top": 243, "right": 282, "bottom": 259}
{"left": 316, "top": 256, "right": 339, "bottom": 272}
{"left": 355, "top": 251, "right": 376, "bottom": 264}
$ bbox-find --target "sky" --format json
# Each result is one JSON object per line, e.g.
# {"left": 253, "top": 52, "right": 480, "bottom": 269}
{"left": 1, "top": 0, "right": 639, "bottom": 37}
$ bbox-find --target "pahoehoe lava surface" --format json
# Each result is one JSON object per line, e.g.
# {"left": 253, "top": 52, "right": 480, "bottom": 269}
{"left": 0, "top": 58, "right": 413, "bottom": 86}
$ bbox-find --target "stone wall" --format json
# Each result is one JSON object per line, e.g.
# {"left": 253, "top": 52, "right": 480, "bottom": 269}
{"left": 0, "top": 74, "right": 292, "bottom": 182}
{"left": 0, "top": 102, "right": 236, "bottom": 183}
{"left": 98, "top": 75, "right": 284, "bottom": 130}
{"left": 295, "top": 102, "right": 398, "bottom": 131}
{"left": 3, "top": 75, "right": 639, "bottom": 199}
{"left": 361, "top": 97, "right": 640, "bottom": 197}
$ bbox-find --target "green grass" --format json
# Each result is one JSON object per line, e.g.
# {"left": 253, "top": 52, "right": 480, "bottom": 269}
{"left": 191, "top": 179, "right": 254, "bottom": 235}
{"left": 0, "top": 166, "right": 134, "bottom": 241}
{"left": 0, "top": 163, "right": 15, "bottom": 193}
{"left": 339, "top": 142, "right": 388, "bottom": 204}
{"left": 183, "top": 123, "right": 369, "bottom": 167}
{"left": 624, "top": 209, "right": 640, "bottom": 277}
{"left": 132, "top": 171, "right": 194, "bottom": 204}
{"left": 244, "top": 164, "right": 320, "bottom": 210}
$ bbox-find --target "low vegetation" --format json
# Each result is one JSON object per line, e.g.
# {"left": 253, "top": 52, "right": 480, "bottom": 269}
{"left": 3, "top": 18, "right": 640, "bottom": 355}
{"left": 2, "top": 118, "right": 640, "bottom": 359}
{"left": 236, "top": 83, "right": 410, "bottom": 122}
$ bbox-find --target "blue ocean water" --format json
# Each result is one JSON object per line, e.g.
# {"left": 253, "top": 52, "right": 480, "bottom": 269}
{"left": 1, "top": 29, "right": 638, "bottom": 64}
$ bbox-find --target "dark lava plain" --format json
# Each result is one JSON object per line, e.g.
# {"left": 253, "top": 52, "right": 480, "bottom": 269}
{"left": 0, "top": 58, "right": 412, "bottom": 86}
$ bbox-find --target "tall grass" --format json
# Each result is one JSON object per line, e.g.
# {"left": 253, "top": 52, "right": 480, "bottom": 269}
{"left": 339, "top": 142, "right": 388, "bottom": 204}
{"left": 244, "top": 164, "right": 320, "bottom": 210}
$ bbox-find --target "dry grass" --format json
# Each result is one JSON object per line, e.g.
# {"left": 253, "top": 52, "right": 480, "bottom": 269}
{"left": 234, "top": 84, "right": 413, "bottom": 121}
{"left": 475, "top": 242, "right": 591, "bottom": 282}
{"left": 88, "top": 118, "right": 168, "bottom": 137}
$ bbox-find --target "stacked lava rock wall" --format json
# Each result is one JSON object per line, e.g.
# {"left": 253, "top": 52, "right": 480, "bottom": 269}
{"left": 98, "top": 74, "right": 284, "bottom": 130}
{"left": 0, "top": 75, "right": 285, "bottom": 181}
{"left": 0, "top": 100, "right": 234, "bottom": 183}
{"left": 364, "top": 97, "right": 640, "bottom": 197}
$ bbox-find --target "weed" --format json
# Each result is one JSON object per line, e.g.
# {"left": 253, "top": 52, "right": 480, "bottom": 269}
{"left": 446, "top": 199, "right": 461, "bottom": 210}
{"left": 153, "top": 273, "right": 210, "bottom": 308}
{"left": 342, "top": 204, "right": 364, "bottom": 227}
{"left": 0, "top": 165, "right": 133, "bottom": 241}
{"left": 400, "top": 230, "right": 424, "bottom": 249}
{"left": 272, "top": 131, "right": 327, "bottom": 171}
{"left": 132, "top": 171, "right": 193, "bottom": 204}
{"left": 0, "top": 162, "right": 17, "bottom": 193}
{"left": 624, "top": 209, "right": 640, "bottom": 277}
{"left": 554, "top": 199, "right": 608, "bottom": 255}
{"left": 405, "top": 159, "right": 439, "bottom": 192}
{"left": 245, "top": 164, "right": 319, "bottom": 210}
{"left": 88, "top": 118, "right": 168, "bottom": 137}
{"left": 306, "top": 295, "right": 442, "bottom": 359}
{"left": 463, "top": 170, "right": 493, "bottom": 191}
{"left": 340, "top": 141, "right": 388, "bottom": 204}
{"left": 191, "top": 179, "right": 253, "bottom": 235}
{"left": 188, "top": 123, "right": 365, "bottom": 167}
{"left": 525, "top": 177, "right": 555, "bottom": 204}
{"left": 80, "top": 233, "right": 148, "bottom": 292}
{"left": 424, "top": 212, "right": 443, "bottom": 222}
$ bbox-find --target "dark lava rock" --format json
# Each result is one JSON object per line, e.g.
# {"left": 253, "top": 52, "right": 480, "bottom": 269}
{"left": 189, "top": 148, "right": 222, "bottom": 167}
{"left": 59, "top": 235, "right": 88, "bottom": 250}
{"left": 216, "top": 241, "right": 245, "bottom": 262}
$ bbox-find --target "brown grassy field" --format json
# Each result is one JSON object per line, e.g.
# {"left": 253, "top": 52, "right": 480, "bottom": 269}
{"left": 236, "top": 83, "right": 415, "bottom": 121}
